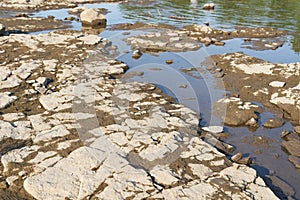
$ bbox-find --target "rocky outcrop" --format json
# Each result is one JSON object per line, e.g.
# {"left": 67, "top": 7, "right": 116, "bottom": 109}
{"left": 0, "top": 31, "right": 279, "bottom": 199}
{"left": 80, "top": 8, "right": 106, "bottom": 27}
{"left": 125, "top": 30, "right": 201, "bottom": 52}
{"left": 210, "top": 52, "right": 300, "bottom": 124}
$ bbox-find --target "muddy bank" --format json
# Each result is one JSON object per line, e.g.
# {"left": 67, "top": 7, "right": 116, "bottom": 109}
{"left": 0, "top": 16, "right": 71, "bottom": 33}
{"left": 209, "top": 52, "right": 300, "bottom": 125}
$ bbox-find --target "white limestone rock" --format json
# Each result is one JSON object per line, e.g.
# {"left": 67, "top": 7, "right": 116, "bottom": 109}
{"left": 0, "top": 92, "right": 17, "bottom": 109}
{"left": 0, "top": 66, "right": 11, "bottom": 81}
{"left": 202, "top": 125, "right": 223, "bottom": 134}
{"left": 80, "top": 8, "right": 106, "bottom": 27}
{"left": 269, "top": 81, "right": 286, "bottom": 88}
{"left": 150, "top": 165, "right": 179, "bottom": 186}
{"left": 34, "top": 125, "right": 70, "bottom": 143}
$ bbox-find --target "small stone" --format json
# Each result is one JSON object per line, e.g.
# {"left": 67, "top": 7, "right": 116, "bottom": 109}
{"left": 80, "top": 8, "right": 107, "bottom": 27}
{"left": 202, "top": 3, "right": 215, "bottom": 10}
{"left": 47, "top": 15, "right": 55, "bottom": 20}
{"left": 288, "top": 155, "right": 300, "bottom": 168}
{"left": 263, "top": 118, "right": 285, "bottom": 128}
{"left": 237, "top": 157, "right": 252, "bottom": 165}
{"left": 269, "top": 81, "right": 286, "bottom": 88}
{"left": 245, "top": 117, "right": 258, "bottom": 127}
{"left": 213, "top": 41, "right": 225, "bottom": 46}
{"left": 231, "top": 152, "right": 243, "bottom": 163}
{"left": 132, "top": 49, "right": 142, "bottom": 59}
{"left": 0, "top": 23, "right": 5, "bottom": 35}
{"left": 15, "top": 13, "right": 30, "bottom": 18}
{"left": 0, "top": 181, "right": 7, "bottom": 189}
{"left": 281, "top": 130, "right": 290, "bottom": 138}
{"left": 294, "top": 126, "right": 300, "bottom": 134}
{"left": 179, "top": 84, "right": 187, "bottom": 88}
{"left": 165, "top": 60, "right": 173, "bottom": 64}
{"left": 202, "top": 126, "right": 223, "bottom": 134}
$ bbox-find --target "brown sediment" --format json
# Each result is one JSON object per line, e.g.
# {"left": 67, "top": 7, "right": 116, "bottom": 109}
{"left": 0, "top": 17, "right": 71, "bottom": 33}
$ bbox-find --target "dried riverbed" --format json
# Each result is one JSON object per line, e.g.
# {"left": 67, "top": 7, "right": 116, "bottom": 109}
{"left": 0, "top": 1, "right": 300, "bottom": 199}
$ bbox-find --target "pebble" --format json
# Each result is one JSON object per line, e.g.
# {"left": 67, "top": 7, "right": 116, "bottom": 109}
{"left": 202, "top": 3, "right": 215, "bottom": 10}
{"left": 165, "top": 59, "right": 173, "bottom": 64}
{"left": 281, "top": 130, "right": 290, "bottom": 138}
{"left": 263, "top": 118, "right": 285, "bottom": 128}
{"left": 288, "top": 155, "right": 300, "bottom": 168}
{"left": 0, "top": 23, "right": 5, "bottom": 35}
{"left": 231, "top": 152, "right": 243, "bottom": 163}
{"left": 132, "top": 49, "right": 143, "bottom": 59}
{"left": 269, "top": 81, "right": 286, "bottom": 88}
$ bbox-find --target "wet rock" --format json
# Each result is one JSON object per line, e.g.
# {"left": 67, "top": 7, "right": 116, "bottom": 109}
{"left": 202, "top": 3, "right": 215, "bottom": 10}
{"left": 68, "top": 6, "right": 87, "bottom": 15}
{"left": 237, "top": 157, "right": 252, "bottom": 165}
{"left": 245, "top": 117, "right": 259, "bottom": 127}
{"left": 47, "top": 15, "right": 55, "bottom": 20}
{"left": 265, "top": 175, "right": 295, "bottom": 199}
{"left": 0, "top": 92, "right": 18, "bottom": 109}
{"left": 270, "top": 83, "right": 300, "bottom": 122}
{"left": 281, "top": 130, "right": 291, "bottom": 138}
{"left": 288, "top": 155, "right": 300, "bottom": 169}
{"left": 263, "top": 118, "right": 285, "bottom": 128}
{"left": 14, "top": 13, "right": 30, "bottom": 18}
{"left": 294, "top": 126, "right": 300, "bottom": 134}
{"left": 214, "top": 97, "right": 262, "bottom": 126}
{"left": 231, "top": 152, "right": 243, "bottom": 163}
{"left": 165, "top": 59, "right": 173, "bottom": 64}
{"left": 179, "top": 84, "right": 187, "bottom": 88}
{"left": 80, "top": 8, "right": 107, "bottom": 27}
{"left": 0, "top": 23, "right": 6, "bottom": 35}
{"left": 202, "top": 126, "right": 223, "bottom": 134}
{"left": 282, "top": 138, "right": 300, "bottom": 157}
{"left": 132, "top": 49, "right": 142, "bottom": 59}
{"left": 269, "top": 81, "right": 286, "bottom": 88}
{"left": 125, "top": 30, "right": 201, "bottom": 52}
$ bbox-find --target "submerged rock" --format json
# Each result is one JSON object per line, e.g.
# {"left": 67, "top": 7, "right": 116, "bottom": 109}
{"left": 282, "top": 132, "right": 300, "bottom": 157}
{"left": 263, "top": 118, "right": 285, "bottom": 128}
{"left": 288, "top": 155, "right": 300, "bottom": 169}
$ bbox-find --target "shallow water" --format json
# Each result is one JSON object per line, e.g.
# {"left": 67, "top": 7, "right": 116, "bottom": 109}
{"left": 1, "top": 0, "right": 300, "bottom": 198}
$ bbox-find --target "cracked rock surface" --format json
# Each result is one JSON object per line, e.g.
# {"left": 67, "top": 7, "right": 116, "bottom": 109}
{"left": 0, "top": 30, "right": 279, "bottom": 199}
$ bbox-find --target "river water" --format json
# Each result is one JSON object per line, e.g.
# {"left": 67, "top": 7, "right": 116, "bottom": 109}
{"left": 2, "top": 0, "right": 300, "bottom": 199}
